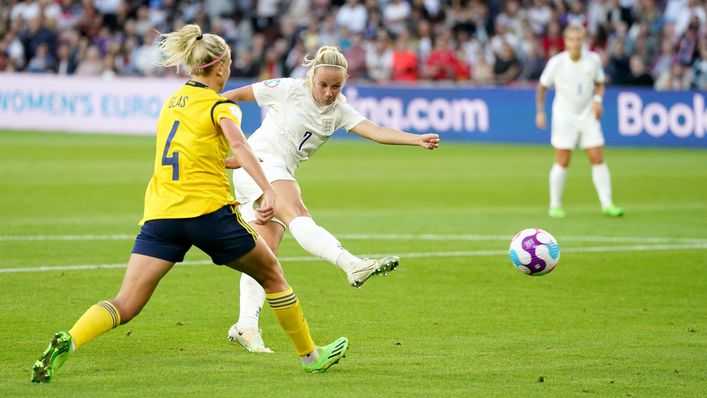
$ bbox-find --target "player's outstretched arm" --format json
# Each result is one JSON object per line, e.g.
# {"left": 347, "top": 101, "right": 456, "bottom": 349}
{"left": 350, "top": 120, "right": 440, "bottom": 150}
{"left": 221, "top": 85, "right": 257, "bottom": 102}
{"left": 220, "top": 118, "right": 275, "bottom": 223}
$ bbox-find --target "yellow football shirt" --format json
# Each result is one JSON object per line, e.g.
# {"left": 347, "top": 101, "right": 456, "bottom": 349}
{"left": 140, "top": 80, "right": 243, "bottom": 223}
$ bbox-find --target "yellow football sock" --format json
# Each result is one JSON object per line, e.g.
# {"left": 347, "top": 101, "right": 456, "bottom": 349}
{"left": 68, "top": 301, "right": 121, "bottom": 350}
{"left": 266, "top": 288, "right": 315, "bottom": 356}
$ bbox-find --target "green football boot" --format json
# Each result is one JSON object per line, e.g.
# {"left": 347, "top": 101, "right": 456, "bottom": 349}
{"left": 303, "top": 337, "right": 349, "bottom": 373}
{"left": 31, "top": 331, "right": 72, "bottom": 383}
{"left": 602, "top": 205, "right": 624, "bottom": 217}
{"left": 347, "top": 256, "right": 399, "bottom": 288}
{"left": 548, "top": 206, "right": 567, "bottom": 219}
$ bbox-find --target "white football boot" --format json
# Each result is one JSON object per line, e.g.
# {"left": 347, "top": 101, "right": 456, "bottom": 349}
{"left": 347, "top": 255, "right": 400, "bottom": 288}
{"left": 227, "top": 324, "right": 274, "bottom": 353}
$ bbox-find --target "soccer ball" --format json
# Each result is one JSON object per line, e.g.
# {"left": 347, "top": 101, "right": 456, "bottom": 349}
{"left": 508, "top": 228, "right": 560, "bottom": 276}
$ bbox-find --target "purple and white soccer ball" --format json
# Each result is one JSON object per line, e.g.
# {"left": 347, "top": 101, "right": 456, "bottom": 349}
{"left": 508, "top": 228, "right": 560, "bottom": 276}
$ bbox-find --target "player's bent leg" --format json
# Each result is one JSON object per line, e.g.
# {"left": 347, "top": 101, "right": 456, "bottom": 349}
{"left": 111, "top": 254, "right": 175, "bottom": 324}
{"left": 31, "top": 254, "right": 173, "bottom": 383}
{"left": 229, "top": 221, "right": 284, "bottom": 353}
{"left": 227, "top": 239, "right": 347, "bottom": 371}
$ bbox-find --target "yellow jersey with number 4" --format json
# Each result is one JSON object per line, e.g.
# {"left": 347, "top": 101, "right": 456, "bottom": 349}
{"left": 141, "top": 80, "right": 243, "bottom": 224}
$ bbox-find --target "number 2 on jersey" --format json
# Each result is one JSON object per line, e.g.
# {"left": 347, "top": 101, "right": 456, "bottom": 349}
{"left": 162, "top": 120, "right": 180, "bottom": 181}
{"left": 299, "top": 131, "right": 313, "bottom": 151}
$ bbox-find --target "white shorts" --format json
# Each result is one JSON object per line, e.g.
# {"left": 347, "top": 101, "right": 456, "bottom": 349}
{"left": 233, "top": 157, "right": 295, "bottom": 226}
{"left": 551, "top": 114, "right": 605, "bottom": 150}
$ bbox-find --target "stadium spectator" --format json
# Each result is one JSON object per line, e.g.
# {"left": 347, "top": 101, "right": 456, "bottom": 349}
{"left": 391, "top": 31, "right": 419, "bottom": 81}
{"left": 471, "top": 48, "right": 495, "bottom": 85}
{"left": 26, "top": 41, "right": 54, "bottom": 72}
{"left": 231, "top": 49, "right": 260, "bottom": 78}
{"left": 74, "top": 45, "right": 102, "bottom": 75}
{"left": 651, "top": 36, "right": 676, "bottom": 78}
{"left": 493, "top": 40, "right": 521, "bottom": 84}
{"left": 55, "top": 42, "right": 77, "bottom": 75}
{"left": 624, "top": 54, "right": 655, "bottom": 86}
{"left": 423, "top": 28, "right": 459, "bottom": 80}
{"left": 0, "top": 0, "right": 702, "bottom": 91}
{"left": 691, "top": 37, "right": 707, "bottom": 88}
{"left": 654, "top": 60, "right": 693, "bottom": 89}
{"left": 414, "top": 18, "right": 433, "bottom": 63}
{"left": 336, "top": 0, "right": 367, "bottom": 33}
{"left": 383, "top": 0, "right": 412, "bottom": 35}
{"left": 674, "top": 0, "right": 706, "bottom": 38}
{"left": 542, "top": 21, "right": 565, "bottom": 59}
{"left": 366, "top": 30, "right": 393, "bottom": 83}
{"left": 344, "top": 32, "right": 368, "bottom": 80}
{"left": 607, "top": 39, "right": 630, "bottom": 84}
{"left": 527, "top": 0, "right": 553, "bottom": 35}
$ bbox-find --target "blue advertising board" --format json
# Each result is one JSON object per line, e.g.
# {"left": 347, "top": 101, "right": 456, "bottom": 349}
{"left": 226, "top": 80, "right": 706, "bottom": 148}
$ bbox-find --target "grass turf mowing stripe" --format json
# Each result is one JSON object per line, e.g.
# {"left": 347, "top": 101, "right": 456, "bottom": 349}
{"left": 2, "top": 242, "right": 706, "bottom": 273}
{"left": 2, "top": 233, "right": 706, "bottom": 244}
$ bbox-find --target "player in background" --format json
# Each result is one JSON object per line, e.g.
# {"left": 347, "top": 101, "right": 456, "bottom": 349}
{"left": 221, "top": 46, "right": 440, "bottom": 353}
{"left": 30, "top": 25, "right": 349, "bottom": 383}
{"left": 535, "top": 24, "right": 623, "bottom": 219}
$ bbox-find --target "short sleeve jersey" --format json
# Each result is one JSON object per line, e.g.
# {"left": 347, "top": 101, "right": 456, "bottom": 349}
{"left": 539, "top": 51, "right": 605, "bottom": 116}
{"left": 141, "top": 80, "right": 243, "bottom": 223}
{"left": 248, "top": 78, "right": 366, "bottom": 173}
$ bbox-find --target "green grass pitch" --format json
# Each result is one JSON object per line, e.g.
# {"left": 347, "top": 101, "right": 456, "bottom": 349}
{"left": 0, "top": 130, "right": 705, "bottom": 397}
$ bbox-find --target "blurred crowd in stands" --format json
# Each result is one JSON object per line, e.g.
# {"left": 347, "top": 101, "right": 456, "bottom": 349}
{"left": 0, "top": 0, "right": 705, "bottom": 90}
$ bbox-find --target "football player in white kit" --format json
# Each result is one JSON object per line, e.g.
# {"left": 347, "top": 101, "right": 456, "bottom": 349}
{"left": 535, "top": 24, "right": 623, "bottom": 219}
{"left": 221, "top": 46, "right": 440, "bottom": 352}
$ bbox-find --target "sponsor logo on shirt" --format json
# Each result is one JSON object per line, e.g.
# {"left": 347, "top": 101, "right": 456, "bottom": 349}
{"left": 264, "top": 79, "right": 281, "bottom": 88}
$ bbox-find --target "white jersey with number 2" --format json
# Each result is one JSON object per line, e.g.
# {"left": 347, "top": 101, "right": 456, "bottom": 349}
{"left": 248, "top": 77, "right": 366, "bottom": 174}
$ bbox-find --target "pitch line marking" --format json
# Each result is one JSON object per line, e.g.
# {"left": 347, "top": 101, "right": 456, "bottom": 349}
{"left": 1, "top": 233, "right": 706, "bottom": 244}
{"left": 1, "top": 243, "right": 706, "bottom": 274}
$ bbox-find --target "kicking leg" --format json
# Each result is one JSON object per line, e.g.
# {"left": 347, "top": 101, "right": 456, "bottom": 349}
{"left": 273, "top": 180, "right": 399, "bottom": 288}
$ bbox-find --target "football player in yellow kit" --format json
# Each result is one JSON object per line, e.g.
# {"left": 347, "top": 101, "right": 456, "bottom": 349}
{"left": 30, "top": 25, "right": 348, "bottom": 383}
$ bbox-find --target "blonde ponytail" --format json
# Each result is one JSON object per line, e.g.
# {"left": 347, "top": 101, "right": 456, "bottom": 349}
{"left": 155, "top": 24, "right": 229, "bottom": 75}
{"left": 303, "top": 46, "right": 349, "bottom": 86}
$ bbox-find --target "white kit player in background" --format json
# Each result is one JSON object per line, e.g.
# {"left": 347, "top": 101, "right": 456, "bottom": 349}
{"left": 535, "top": 24, "right": 624, "bottom": 219}
{"left": 221, "top": 46, "right": 440, "bottom": 352}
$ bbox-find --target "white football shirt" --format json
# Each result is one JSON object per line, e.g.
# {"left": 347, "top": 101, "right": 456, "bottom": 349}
{"left": 539, "top": 51, "right": 605, "bottom": 118}
{"left": 249, "top": 78, "right": 366, "bottom": 173}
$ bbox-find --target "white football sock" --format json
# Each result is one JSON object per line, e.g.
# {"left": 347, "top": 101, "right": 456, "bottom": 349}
{"left": 236, "top": 273, "right": 265, "bottom": 330}
{"left": 592, "top": 163, "right": 614, "bottom": 208}
{"left": 549, "top": 163, "right": 567, "bottom": 208}
{"left": 300, "top": 348, "right": 319, "bottom": 365}
{"left": 288, "top": 216, "right": 361, "bottom": 273}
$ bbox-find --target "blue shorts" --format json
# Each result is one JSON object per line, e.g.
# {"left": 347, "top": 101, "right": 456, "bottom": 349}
{"left": 132, "top": 205, "right": 258, "bottom": 265}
